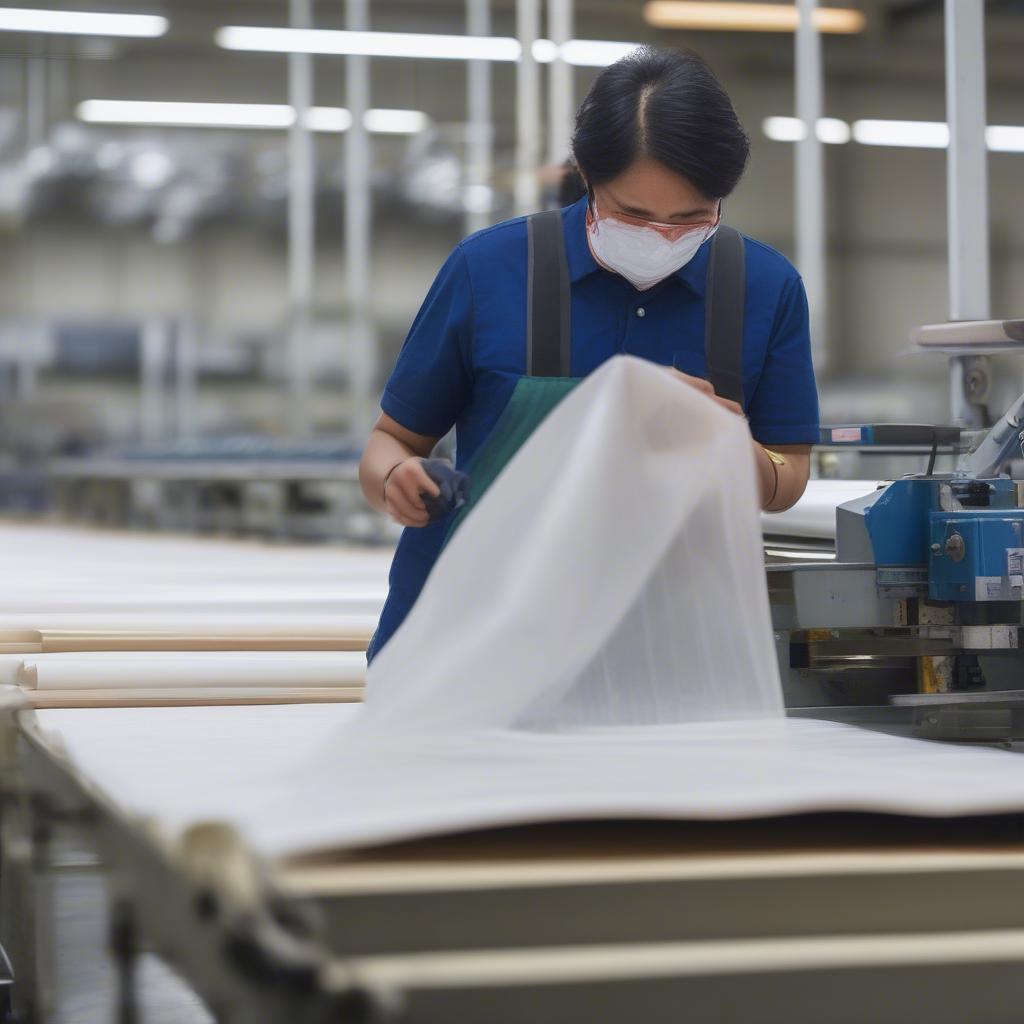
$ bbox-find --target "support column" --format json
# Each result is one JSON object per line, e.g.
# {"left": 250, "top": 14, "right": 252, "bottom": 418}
{"left": 514, "top": 0, "right": 541, "bottom": 216}
{"left": 175, "top": 317, "right": 199, "bottom": 441}
{"left": 465, "top": 0, "right": 493, "bottom": 236}
{"left": 794, "top": 0, "right": 828, "bottom": 374}
{"left": 139, "top": 319, "right": 169, "bottom": 442}
{"left": 546, "top": 0, "right": 573, "bottom": 170}
{"left": 945, "top": 0, "right": 990, "bottom": 427}
{"left": 345, "top": 0, "right": 376, "bottom": 437}
{"left": 25, "top": 47, "right": 46, "bottom": 151}
{"left": 16, "top": 321, "right": 40, "bottom": 401}
{"left": 287, "top": 0, "right": 315, "bottom": 437}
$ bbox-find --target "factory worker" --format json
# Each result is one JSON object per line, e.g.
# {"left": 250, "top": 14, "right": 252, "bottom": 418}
{"left": 360, "top": 46, "right": 819, "bottom": 661}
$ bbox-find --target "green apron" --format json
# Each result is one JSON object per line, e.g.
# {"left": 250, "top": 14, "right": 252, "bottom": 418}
{"left": 446, "top": 208, "right": 748, "bottom": 543}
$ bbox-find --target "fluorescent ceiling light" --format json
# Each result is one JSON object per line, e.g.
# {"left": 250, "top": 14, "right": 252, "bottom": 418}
{"left": 644, "top": 2, "right": 865, "bottom": 34}
{"left": 817, "top": 118, "right": 852, "bottom": 145}
{"left": 987, "top": 125, "right": 1024, "bottom": 154}
{"left": 852, "top": 119, "right": 949, "bottom": 148}
{"left": 763, "top": 116, "right": 805, "bottom": 142}
{"left": 762, "top": 116, "right": 850, "bottom": 144}
{"left": 363, "top": 109, "right": 429, "bottom": 134}
{"left": 560, "top": 39, "right": 640, "bottom": 66}
{"left": 217, "top": 26, "right": 640, "bottom": 67}
{"left": 531, "top": 38, "right": 560, "bottom": 62}
{"left": 217, "top": 26, "right": 521, "bottom": 61}
{"left": 79, "top": 100, "right": 296, "bottom": 129}
{"left": 303, "top": 107, "right": 352, "bottom": 132}
{"left": 0, "top": 7, "right": 167, "bottom": 37}
{"left": 78, "top": 99, "right": 427, "bottom": 134}
{"left": 847, "top": 119, "right": 1024, "bottom": 152}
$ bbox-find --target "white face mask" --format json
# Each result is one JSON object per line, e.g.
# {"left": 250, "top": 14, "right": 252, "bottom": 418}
{"left": 586, "top": 199, "right": 719, "bottom": 291}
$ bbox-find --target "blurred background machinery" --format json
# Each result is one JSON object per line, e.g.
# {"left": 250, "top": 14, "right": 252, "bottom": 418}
{"left": 0, "top": 0, "right": 1022, "bottom": 539}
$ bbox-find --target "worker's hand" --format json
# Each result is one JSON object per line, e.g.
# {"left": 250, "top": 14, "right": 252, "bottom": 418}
{"left": 383, "top": 458, "right": 441, "bottom": 528}
{"left": 665, "top": 367, "right": 744, "bottom": 418}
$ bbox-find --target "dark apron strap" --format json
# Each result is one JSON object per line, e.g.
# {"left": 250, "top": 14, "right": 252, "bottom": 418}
{"left": 526, "top": 209, "right": 572, "bottom": 377}
{"left": 704, "top": 224, "right": 746, "bottom": 408}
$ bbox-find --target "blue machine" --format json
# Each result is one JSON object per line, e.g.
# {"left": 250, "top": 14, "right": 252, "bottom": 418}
{"left": 775, "top": 391, "right": 1024, "bottom": 722}
{"left": 929, "top": 504, "right": 1024, "bottom": 603}
{"left": 835, "top": 389, "right": 1024, "bottom": 607}
{"left": 858, "top": 478, "right": 1024, "bottom": 604}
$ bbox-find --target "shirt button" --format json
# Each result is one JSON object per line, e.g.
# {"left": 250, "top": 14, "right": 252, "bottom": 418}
{"left": 636, "top": 307, "right": 646, "bottom": 318}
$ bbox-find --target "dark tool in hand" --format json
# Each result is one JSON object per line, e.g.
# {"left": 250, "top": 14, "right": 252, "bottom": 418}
{"left": 419, "top": 459, "right": 471, "bottom": 522}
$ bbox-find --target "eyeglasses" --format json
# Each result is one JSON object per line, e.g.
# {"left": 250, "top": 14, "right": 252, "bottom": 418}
{"left": 589, "top": 196, "right": 721, "bottom": 243}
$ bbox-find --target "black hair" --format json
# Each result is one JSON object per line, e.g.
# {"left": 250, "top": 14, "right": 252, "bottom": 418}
{"left": 571, "top": 46, "right": 750, "bottom": 200}
{"left": 557, "top": 160, "right": 588, "bottom": 206}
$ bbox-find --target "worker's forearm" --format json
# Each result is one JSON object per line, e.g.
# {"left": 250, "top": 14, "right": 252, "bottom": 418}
{"left": 753, "top": 443, "right": 808, "bottom": 512}
{"left": 359, "top": 429, "right": 418, "bottom": 513}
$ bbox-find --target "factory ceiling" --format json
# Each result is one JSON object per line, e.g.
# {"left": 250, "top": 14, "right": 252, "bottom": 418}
{"left": 0, "top": 1, "right": 1022, "bottom": 79}
{"left": 0, "top": 1, "right": 1020, "bottom": 238}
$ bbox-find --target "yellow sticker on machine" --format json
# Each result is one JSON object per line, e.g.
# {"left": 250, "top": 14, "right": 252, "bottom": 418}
{"left": 920, "top": 654, "right": 953, "bottom": 694}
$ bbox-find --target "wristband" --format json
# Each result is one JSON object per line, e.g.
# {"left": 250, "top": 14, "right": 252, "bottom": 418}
{"left": 766, "top": 458, "right": 780, "bottom": 508}
{"left": 382, "top": 459, "right": 407, "bottom": 503}
{"left": 761, "top": 447, "right": 785, "bottom": 508}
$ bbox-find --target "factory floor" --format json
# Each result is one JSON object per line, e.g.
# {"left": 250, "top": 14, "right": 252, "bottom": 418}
{"left": 49, "top": 867, "right": 212, "bottom": 1024}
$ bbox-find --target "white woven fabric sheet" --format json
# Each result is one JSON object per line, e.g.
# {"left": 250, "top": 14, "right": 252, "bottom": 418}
{"left": 761, "top": 479, "right": 881, "bottom": 540}
{"left": 33, "top": 358, "right": 1024, "bottom": 856}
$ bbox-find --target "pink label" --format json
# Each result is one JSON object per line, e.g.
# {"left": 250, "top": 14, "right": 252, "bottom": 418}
{"left": 831, "top": 427, "right": 863, "bottom": 443}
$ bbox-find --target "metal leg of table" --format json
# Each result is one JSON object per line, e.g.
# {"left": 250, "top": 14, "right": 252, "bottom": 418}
{"left": 0, "top": 795, "right": 58, "bottom": 1024}
{"left": 108, "top": 899, "right": 139, "bottom": 1024}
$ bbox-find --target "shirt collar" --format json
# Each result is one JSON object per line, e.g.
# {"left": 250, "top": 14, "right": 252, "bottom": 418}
{"left": 564, "top": 195, "right": 600, "bottom": 283}
{"left": 562, "top": 194, "right": 709, "bottom": 297}
{"left": 675, "top": 236, "right": 710, "bottom": 298}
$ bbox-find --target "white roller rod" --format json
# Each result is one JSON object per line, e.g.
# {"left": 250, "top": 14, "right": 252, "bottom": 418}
{"left": 11, "top": 650, "right": 367, "bottom": 691}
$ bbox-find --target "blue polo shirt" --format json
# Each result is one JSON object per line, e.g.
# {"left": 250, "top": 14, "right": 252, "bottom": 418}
{"left": 368, "top": 195, "right": 819, "bottom": 660}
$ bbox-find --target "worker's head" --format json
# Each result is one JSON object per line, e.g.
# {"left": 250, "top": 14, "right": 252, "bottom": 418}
{"left": 571, "top": 46, "right": 749, "bottom": 226}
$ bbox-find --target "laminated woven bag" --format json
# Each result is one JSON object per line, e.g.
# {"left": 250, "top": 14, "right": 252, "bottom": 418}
{"left": 365, "top": 355, "right": 783, "bottom": 731}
